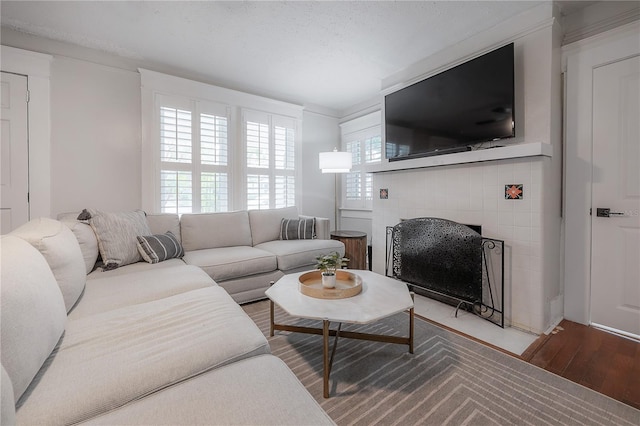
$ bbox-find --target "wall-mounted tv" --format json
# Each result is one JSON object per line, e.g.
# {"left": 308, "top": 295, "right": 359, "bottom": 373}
{"left": 385, "top": 43, "right": 515, "bottom": 161}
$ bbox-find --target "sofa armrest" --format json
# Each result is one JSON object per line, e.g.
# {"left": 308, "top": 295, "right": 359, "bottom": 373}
{"left": 300, "top": 215, "right": 330, "bottom": 240}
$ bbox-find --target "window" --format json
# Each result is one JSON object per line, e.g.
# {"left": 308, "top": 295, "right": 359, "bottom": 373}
{"left": 157, "top": 96, "right": 230, "bottom": 214}
{"left": 340, "top": 112, "right": 382, "bottom": 210}
{"left": 141, "top": 69, "right": 303, "bottom": 214}
{"left": 244, "top": 110, "right": 297, "bottom": 210}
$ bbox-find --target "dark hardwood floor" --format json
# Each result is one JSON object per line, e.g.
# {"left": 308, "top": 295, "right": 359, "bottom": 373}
{"left": 521, "top": 319, "right": 640, "bottom": 410}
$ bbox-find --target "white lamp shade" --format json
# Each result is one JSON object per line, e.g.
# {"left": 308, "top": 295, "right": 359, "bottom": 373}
{"left": 319, "top": 150, "right": 352, "bottom": 173}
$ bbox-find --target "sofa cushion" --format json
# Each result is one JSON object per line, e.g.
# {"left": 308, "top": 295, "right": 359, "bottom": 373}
{"left": 0, "top": 236, "right": 67, "bottom": 400}
{"left": 180, "top": 211, "right": 252, "bottom": 251}
{"left": 280, "top": 217, "right": 316, "bottom": 240}
{"left": 68, "top": 264, "right": 215, "bottom": 320}
{"left": 1, "top": 365, "right": 16, "bottom": 426}
{"left": 145, "top": 213, "right": 181, "bottom": 243}
{"left": 58, "top": 213, "right": 100, "bottom": 274}
{"left": 255, "top": 239, "right": 345, "bottom": 272}
{"left": 87, "top": 209, "right": 152, "bottom": 270}
{"left": 218, "top": 270, "right": 285, "bottom": 305}
{"left": 86, "top": 257, "right": 185, "bottom": 280}
{"left": 183, "top": 246, "right": 277, "bottom": 281}
{"left": 248, "top": 206, "right": 298, "bottom": 245}
{"left": 16, "top": 286, "right": 270, "bottom": 425}
{"left": 0, "top": 365, "right": 16, "bottom": 425}
{"left": 136, "top": 231, "right": 184, "bottom": 264}
{"left": 79, "top": 355, "right": 335, "bottom": 426}
{"left": 11, "top": 218, "right": 87, "bottom": 312}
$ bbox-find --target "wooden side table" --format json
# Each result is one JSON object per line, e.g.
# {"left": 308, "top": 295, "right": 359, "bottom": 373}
{"left": 330, "top": 230, "right": 367, "bottom": 270}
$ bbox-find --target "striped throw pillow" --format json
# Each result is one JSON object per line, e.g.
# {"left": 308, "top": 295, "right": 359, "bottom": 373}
{"left": 279, "top": 218, "right": 316, "bottom": 240}
{"left": 136, "top": 231, "right": 184, "bottom": 264}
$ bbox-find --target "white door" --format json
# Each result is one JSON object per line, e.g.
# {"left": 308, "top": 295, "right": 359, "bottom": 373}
{"left": 590, "top": 55, "right": 640, "bottom": 338}
{"left": 1, "top": 72, "right": 29, "bottom": 234}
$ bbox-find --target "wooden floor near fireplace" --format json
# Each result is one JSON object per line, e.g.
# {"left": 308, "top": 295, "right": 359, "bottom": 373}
{"left": 521, "top": 319, "right": 640, "bottom": 410}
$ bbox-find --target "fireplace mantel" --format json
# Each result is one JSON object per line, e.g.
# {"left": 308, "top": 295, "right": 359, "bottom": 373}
{"left": 369, "top": 142, "right": 553, "bottom": 173}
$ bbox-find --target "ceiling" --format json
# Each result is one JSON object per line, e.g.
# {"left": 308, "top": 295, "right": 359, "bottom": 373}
{"left": 0, "top": 1, "right": 553, "bottom": 112}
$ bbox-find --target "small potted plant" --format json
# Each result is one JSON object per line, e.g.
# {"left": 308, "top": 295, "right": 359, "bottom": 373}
{"left": 315, "top": 252, "right": 349, "bottom": 288}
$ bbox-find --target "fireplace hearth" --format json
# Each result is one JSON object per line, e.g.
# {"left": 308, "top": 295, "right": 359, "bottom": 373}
{"left": 386, "top": 217, "right": 505, "bottom": 327}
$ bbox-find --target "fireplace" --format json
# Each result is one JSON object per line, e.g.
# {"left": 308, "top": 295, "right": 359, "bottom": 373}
{"left": 386, "top": 217, "right": 505, "bottom": 327}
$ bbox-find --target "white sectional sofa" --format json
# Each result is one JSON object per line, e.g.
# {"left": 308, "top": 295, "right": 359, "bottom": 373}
{"left": 0, "top": 207, "right": 341, "bottom": 425}
{"left": 178, "top": 206, "right": 345, "bottom": 303}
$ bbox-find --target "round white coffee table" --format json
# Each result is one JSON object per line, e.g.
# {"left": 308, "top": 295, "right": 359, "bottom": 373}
{"left": 265, "top": 270, "right": 414, "bottom": 398}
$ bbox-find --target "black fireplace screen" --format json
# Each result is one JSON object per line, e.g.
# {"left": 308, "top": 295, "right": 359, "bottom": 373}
{"left": 391, "top": 218, "right": 482, "bottom": 304}
{"left": 386, "top": 217, "right": 505, "bottom": 327}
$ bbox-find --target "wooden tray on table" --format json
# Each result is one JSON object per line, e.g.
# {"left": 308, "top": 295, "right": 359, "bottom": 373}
{"left": 298, "top": 270, "right": 362, "bottom": 299}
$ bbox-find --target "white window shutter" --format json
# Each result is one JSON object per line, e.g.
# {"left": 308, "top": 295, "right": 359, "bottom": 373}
{"left": 340, "top": 112, "right": 382, "bottom": 210}
{"left": 160, "top": 107, "right": 192, "bottom": 163}
{"left": 157, "top": 97, "right": 231, "bottom": 214}
{"left": 160, "top": 170, "right": 193, "bottom": 214}
{"left": 244, "top": 109, "right": 298, "bottom": 210}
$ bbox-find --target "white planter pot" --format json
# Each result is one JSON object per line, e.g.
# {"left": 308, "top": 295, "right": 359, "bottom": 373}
{"left": 321, "top": 272, "right": 336, "bottom": 288}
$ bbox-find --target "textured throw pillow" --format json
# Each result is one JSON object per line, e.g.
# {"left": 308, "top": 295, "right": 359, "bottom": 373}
{"left": 136, "top": 231, "right": 184, "bottom": 264}
{"left": 279, "top": 217, "right": 316, "bottom": 240}
{"left": 57, "top": 213, "right": 100, "bottom": 274}
{"left": 86, "top": 209, "right": 152, "bottom": 270}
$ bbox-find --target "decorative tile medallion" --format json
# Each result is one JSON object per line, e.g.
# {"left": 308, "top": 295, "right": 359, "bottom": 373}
{"left": 505, "top": 184, "right": 523, "bottom": 200}
{"left": 380, "top": 188, "right": 389, "bottom": 199}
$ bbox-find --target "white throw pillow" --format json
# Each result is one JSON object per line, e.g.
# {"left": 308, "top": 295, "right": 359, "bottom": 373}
{"left": 87, "top": 209, "right": 151, "bottom": 270}
{"left": 58, "top": 212, "right": 100, "bottom": 274}
{"left": 10, "top": 218, "right": 86, "bottom": 312}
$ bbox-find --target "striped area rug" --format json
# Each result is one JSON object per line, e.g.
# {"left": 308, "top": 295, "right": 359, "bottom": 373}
{"left": 243, "top": 301, "right": 640, "bottom": 426}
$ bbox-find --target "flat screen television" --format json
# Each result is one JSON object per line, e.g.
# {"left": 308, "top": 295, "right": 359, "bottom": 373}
{"left": 385, "top": 43, "right": 515, "bottom": 161}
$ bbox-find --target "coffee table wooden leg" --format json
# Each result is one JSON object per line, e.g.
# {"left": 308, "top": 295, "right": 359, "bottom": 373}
{"left": 269, "top": 281, "right": 275, "bottom": 337}
{"left": 323, "top": 319, "right": 330, "bottom": 398}
{"left": 409, "top": 292, "right": 415, "bottom": 354}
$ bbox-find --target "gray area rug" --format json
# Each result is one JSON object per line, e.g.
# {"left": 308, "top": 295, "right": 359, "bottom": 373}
{"left": 243, "top": 300, "right": 640, "bottom": 426}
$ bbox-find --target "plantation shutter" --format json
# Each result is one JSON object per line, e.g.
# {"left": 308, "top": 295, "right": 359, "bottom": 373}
{"left": 244, "top": 109, "right": 298, "bottom": 210}
{"left": 141, "top": 69, "right": 303, "bottom": 214}
{"left": 157, "top": 95, "right": 231, "bottom": 214}
{"left": 199, "top": 102, "right": 230, "bottom": 212}
{"left": 273, "top": 115, "right": 296, "bottom": 208}
{"left": 340, "top": 111, "right": 382, "bottom": 210}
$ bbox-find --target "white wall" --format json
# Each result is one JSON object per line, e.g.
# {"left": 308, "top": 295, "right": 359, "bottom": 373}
{"left": 300, "top": 110, "right": 339, "bottom": 223}
{"left": 1, "top": 29, "right": 340, "bottom": 218}
{"left": 50, "top": 57, "right": 141, "bottom": 215}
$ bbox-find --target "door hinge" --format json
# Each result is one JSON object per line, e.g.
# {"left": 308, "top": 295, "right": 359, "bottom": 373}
{"left": 589, "top": 207, "right": 592, "bottom": 216}
{"left": 27, "top": 192, "right": 30, "bottom": 203}
{"left": 26, "top": 90, "right": 30, "bottom": 103}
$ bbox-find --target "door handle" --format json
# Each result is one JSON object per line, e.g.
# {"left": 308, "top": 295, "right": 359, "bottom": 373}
{"left": 596, "top": 208, "right": 624, "bottom": 217}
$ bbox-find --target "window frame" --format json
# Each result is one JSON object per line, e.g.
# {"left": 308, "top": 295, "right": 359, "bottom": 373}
{"left": 140, "top": 69, "right": 303, "bottom": 214}
{"left": 340, "top": 111, "right": 382, "bottom": 211}
{"left": 154, "top": 95, "right": 233, "bottom": 214}
{"left": 242, "top": 109, "right": 300, "bottom": 210}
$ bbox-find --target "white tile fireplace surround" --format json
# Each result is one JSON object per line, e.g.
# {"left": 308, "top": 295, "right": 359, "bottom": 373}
{"left": 370, "top": 152, "right": 560, "bottom": 335}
